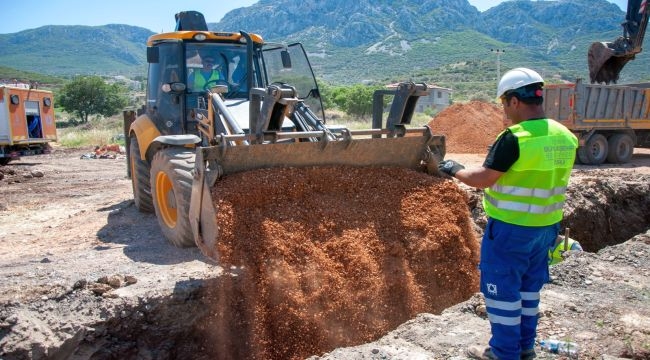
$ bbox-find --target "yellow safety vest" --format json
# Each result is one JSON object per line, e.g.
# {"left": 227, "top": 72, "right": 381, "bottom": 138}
{"left": 191, "top": 70, "right": 221, "bottom": 92}
{"left": 483, "top": 119, "right": 578, "bottom": 226}
{"left": 549, "top": 237, "right": 580, "bottom": 265}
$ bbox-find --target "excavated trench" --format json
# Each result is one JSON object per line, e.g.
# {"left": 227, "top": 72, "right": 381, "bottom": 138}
{"left": 23, "top": 169, "right": 650, "bottom": 360}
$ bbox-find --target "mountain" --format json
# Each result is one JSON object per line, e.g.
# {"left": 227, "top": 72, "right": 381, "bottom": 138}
{"left": 0, "top": 0, "right": 648, "bottom": 86}
{"left": 0, "top": 24, "right": 151, "bottom": 77}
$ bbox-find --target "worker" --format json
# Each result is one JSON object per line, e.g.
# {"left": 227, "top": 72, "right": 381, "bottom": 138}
{"left": 188, "top": 52, "right": 224, "bottom": 92}
{"left": 437, "top": 67, "right": 579, "bottom": 360}
{"left": 549, "top": 235, "right": 583, "bottom": 265}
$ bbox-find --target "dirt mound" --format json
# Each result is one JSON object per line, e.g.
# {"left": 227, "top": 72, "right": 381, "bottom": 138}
{"left": 201, "top": 166, "right": 480, "bottom": 360}
{"left": 428, "top": 101, "right": 505, "bottom": 154}
{"left": 563, "top": 171, "right": 650, "bottom": 251}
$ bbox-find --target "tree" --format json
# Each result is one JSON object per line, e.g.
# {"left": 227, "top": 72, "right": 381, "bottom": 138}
{"left": 58, "top": 76, "right": 128, "bottom": 123}
{"left": 322, "top": 84, "right": 386, "bottom": 119}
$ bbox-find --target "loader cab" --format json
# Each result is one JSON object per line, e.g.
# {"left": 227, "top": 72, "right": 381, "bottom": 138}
{"left": 145, "top": 40, "right": 254, "bottom": 137}
{"left": 262, "top": 43, "right": 325, "bottom": 121}
{"left": 145, "top": 32, "right": 325, "bottom": 138}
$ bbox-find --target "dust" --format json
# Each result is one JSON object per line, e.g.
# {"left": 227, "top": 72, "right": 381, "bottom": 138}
{"left": 201, "top": 166, "right": 480, "bottom": 359}
{"left": 428, "top": 101, "right": 505, "bottom": 154}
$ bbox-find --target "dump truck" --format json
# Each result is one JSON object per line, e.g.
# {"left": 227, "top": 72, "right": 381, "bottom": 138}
{"left": 124, "top": 11, "right": 445, "bottom": 259}
{"left": 588, "top": 0, "right": 648, "bottom": 84}
{"left": 543, "top": 79, "right": 650, "bottom": 165}
{"left": 0, "top": 83, "right": 57, "bottom": 165}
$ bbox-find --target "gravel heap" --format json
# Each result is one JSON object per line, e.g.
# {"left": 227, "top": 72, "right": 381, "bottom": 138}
{"left": 428, "top": 101, "right": 505, "bottom": 154}
{"left": 202, "top": 166, "right": 480, "bottom": 360}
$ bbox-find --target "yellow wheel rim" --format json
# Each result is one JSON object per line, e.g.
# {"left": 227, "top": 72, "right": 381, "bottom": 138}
{"left": 130, "top": 158, "right": 137, "bottom": 189}
{"left": 155, "top": 170, "right": 177, "bottom": 228}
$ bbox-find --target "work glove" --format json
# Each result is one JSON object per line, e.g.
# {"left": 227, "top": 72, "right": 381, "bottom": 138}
{"left": 438, "top": 160, "right": 465, "bottom": 177}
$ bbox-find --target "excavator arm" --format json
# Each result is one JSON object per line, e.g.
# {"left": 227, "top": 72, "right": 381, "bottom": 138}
{"left": 588, "top": 0, "right": 648, "bottom": 84}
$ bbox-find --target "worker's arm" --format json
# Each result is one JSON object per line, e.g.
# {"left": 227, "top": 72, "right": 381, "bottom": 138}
{"left": 454, "top": 166, "right": 504, "bottom": 189}
{"left": 438, "top": 129, "right": 514, "bottom": 189}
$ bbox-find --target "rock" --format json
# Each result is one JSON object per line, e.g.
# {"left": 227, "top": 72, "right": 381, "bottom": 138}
{"left": 73, "top": 279, "right": 88, "bottom": 290}
{"left": 106, "top": 276, "right": 122, "bottom": 288}
{"left": 88, "top": 283, "right": 113, "bottom": 295}
{"left": 97, "top": 275, "right": 123, "bottom": 288}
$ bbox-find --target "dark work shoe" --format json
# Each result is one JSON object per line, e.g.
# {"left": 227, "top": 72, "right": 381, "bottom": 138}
{"left": 521, "top": 348, "right": 536, "bottom": 360}
{"left": 467, "top": 346, "right": 498, "bottom": 360}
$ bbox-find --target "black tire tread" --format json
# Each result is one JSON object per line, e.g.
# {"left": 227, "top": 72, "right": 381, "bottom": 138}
{"left": 606, "top": 133, "right": 634, "bottom": 164}
{"left": 150, "top": 148, "right": 196, "bottom": 248}
{"left": 130, "top": 136, "right": 154, "bottom": 213}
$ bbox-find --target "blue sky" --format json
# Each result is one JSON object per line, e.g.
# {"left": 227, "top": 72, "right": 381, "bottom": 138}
{"left": 0, "top": 0, "right": 628, "bottom": 34}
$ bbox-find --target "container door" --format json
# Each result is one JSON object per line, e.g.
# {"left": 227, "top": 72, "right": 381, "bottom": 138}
{"left": 9, "top": 89, "right": 28, "bottom": 143}
{"left": 25, "top": 100, "right": 43, "bottom": 139}
{"left": 40, "top": 94, "right": 57, "bottom": 140}
{"left": 0, "top": 88, "right": 11, "bottom": 144}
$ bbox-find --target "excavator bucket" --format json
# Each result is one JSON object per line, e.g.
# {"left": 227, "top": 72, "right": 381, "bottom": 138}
{"left": 588, "top": 0, "right": 648, "bottom": 84}
{"left": 587, "top": 40, "right": 636, "bottom": 84}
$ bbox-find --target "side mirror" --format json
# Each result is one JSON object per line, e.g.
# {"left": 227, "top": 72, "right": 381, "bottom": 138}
{"left": 147, "top": 47, "right": 159, "bottom": 64}
{"left": 281, "top": 50, "right": 292, "bottom": 69}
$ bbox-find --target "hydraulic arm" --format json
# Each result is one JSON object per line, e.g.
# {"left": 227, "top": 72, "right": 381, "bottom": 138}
{"left": 588, "top": 0, "right": 648, "bottom": 84}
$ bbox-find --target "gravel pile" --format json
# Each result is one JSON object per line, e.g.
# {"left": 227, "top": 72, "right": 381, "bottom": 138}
{"left": 428, "top": 101, "right": 505, "bottom": 154}
{"left": 202, "top": 166, "right": 480, "bottom": 359}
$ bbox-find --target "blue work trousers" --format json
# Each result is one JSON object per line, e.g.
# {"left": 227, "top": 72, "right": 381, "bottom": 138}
{"left": 479, "top": 218, "right": 559, "bottom": 360}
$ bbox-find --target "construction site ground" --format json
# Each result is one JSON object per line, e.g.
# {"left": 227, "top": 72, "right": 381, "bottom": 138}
{"left": 1, "top": 101, "right": 650, "bottom": 359}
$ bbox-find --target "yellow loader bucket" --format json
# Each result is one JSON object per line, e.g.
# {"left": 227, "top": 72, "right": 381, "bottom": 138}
{"left": 189, "top": 127, "right": 444, "bottom": 261}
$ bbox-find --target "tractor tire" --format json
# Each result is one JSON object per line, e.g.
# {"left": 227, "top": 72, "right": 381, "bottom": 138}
{"left": 150, "top": 148, "right": 196, "bottom": 248}
{"left": 606, "top": 133, "right": 634, "bottom": 164}
{"left": 577, "top": 133, "right": 608, "bottom": 165}
{"left": 129, "top": 136, "right": 154, "bottom": 213}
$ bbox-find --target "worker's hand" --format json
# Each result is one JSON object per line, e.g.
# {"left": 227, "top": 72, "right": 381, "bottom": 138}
{"left": 438, "top": 160, "right": 465, "bottom": 177}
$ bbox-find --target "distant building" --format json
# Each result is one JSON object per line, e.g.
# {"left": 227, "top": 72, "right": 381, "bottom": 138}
{"left": 109, "top": 75, "right": 143, "bottom": 91}
{"left": 385, "top": 83, "right": 452, "bottom": 113}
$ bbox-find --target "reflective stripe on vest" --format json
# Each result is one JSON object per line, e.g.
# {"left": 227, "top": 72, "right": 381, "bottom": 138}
{"left": 483, "top": 119, "right": 578, "bottom": 227}
{"left": 484, "top": 193, "right": 566, "bottom": 214}
{"left": 489, "top": 184, "right": 567, "bottom": 198}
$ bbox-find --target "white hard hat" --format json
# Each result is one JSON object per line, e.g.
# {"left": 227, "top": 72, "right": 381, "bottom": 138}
{"left": 496, "top": 67, "right": 544, "bottom": 99}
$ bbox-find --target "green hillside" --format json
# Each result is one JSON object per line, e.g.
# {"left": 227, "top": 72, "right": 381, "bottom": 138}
{"left": 0, "top": 0, "right": 647, "bottom": 96}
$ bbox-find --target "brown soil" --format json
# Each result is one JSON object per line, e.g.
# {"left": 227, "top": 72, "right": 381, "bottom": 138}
{"left": 202, "top": 167, "right": 479, "bottom": 359}
{"left": 1, "top": 101, "right": 650, "bottom": 359}
{"left": 428, "top": 101, "right": 506, "bottom": 153}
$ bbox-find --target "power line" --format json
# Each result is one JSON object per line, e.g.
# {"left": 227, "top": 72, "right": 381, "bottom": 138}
{"left": 490, "top": 49, "right": 505, "bottom": 81}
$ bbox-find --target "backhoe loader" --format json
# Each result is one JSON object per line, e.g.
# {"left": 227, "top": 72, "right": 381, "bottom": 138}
{"left": 124, "top": 11, "right": 445, "bottom": 260}
{"left": 588, "top": 0, "right": 648, "bottom": 84}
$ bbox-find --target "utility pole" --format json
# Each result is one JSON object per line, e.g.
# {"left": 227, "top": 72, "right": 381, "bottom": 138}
{"left": 490, "top": 49, "right": 505, "bottom": 81}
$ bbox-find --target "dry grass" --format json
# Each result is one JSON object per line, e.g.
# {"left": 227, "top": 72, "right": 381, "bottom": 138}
{"left": 56, "top": 114, "right": 124, "bottom": 147}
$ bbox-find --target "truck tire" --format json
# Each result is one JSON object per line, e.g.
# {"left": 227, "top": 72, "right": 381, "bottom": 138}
{"left": 577, "top": 133, "right": 608, "bottom": 165}
{"left": 150, "top": 148, "right": 196, "bottom": 248}
{"left": 606, "top": 133, "right": 634, "bottom": 164}
{"left": 129, "top": 136, "right": 154, "bottom": 213}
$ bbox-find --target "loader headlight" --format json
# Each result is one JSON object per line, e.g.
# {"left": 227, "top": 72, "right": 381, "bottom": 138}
{"left": 43, "top": 97, "right": 52, "bottom": 107}
{"left": 10, "top": 95, "right": 19, "bottom": 105}
{"left": 194, "top": 33, "right": 207, "bottom": 41}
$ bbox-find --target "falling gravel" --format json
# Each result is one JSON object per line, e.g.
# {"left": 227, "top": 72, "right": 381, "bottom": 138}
{"left": 200, "top": 166, "right": 480, "bottom": 359}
